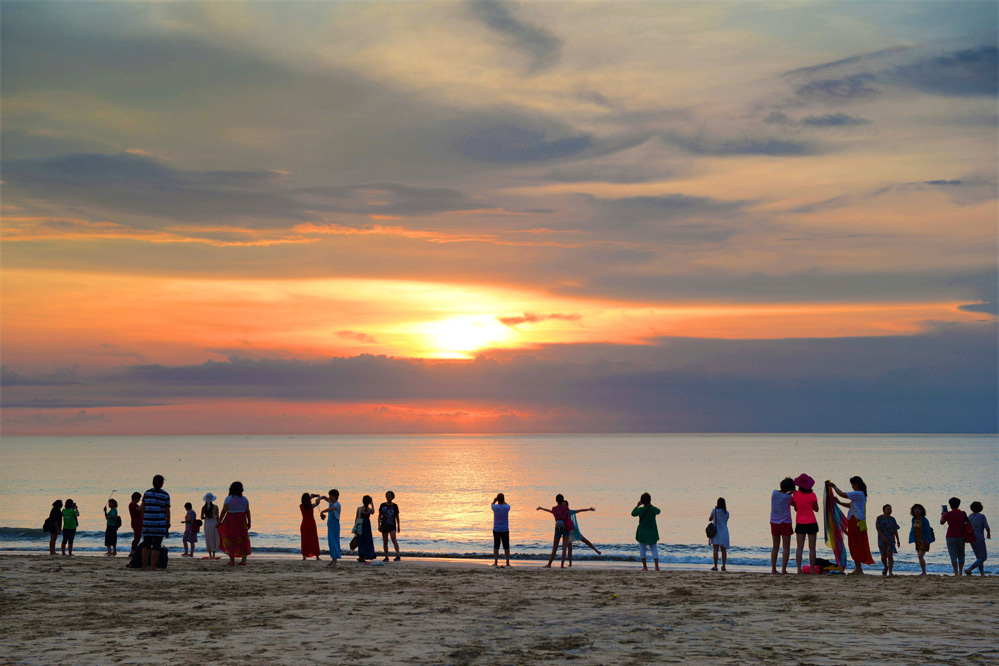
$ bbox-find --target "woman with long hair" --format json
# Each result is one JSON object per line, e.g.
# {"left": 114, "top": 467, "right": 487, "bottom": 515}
{"left": 44, "top": 499, "right": 62, "bottom": 556}
{"left": 708, "top": 497, "right": 729, "bottom": 571}
{"left": 218, "top": 481, "right": 251, "bottom": 566}
{"left": 537, "top": 494, "right": 573, "bottom": 568}
{"left": 828, "top": 476, "right": 875, "bottom": 574}
{"left": 300, "top": 493, "right": 322, "bottom": 561}
{"left": 354, "top": 495, "right": 376, "bottom": 563}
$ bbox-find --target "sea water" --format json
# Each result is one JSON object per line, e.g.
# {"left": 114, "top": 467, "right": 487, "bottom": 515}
{"left": 1, "top": 434, "right": 996, "bottom": 573}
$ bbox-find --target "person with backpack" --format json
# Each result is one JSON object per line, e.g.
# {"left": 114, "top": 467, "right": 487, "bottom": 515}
{"left": 43, "top": 500, "right": 63, "bottom": 556}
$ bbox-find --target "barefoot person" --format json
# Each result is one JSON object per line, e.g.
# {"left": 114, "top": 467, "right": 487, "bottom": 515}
{"left": 378, "top": 491, "right": 401, "bottom": 562}
{"left": 537, "top": 494, "right": 573, "bottom": 568}
{"left": 770, "top": 477, "right": 794, "bottom": 574}
{"left": 965, "top": 501, "right": 991, "bottom": 576}
{"left": 61, "top": 499, "right": 79, "bottom": 556}
{"left": 565, "top": 501, "right": 601, "bottom": 566}
{"left": 319, "top": 489, "right": 341, "bottom": 566}
{"left": 709, "top": 498, "right": 729, "bottom": 572}
{"left": 632, "top": 492, "right": 661, "bottom": 572}
{"left": 300, "top": 493, "right": 322, "bottom": 561}
{"left": 44, "top": 500, "right": 63, "bottom": 556}
{"left": 875, "top": 504, "right": 901, "bottom": 576}
{"left": 940, "top": 497, "right": 969, "bottom": 576}
{"left": 491, "top": 493, "right": 511, "bottom": 567}
{"left": 354, "top": 495, "right": 376, "bottom": 563}
{"left": 201, "top": 493, "right": 220, "bottom": 560}
{"left": 103, "top": 498, "right": 119, "bottom": 556}
{"left": 218, "top": 481, "right": 251, "bottom": 566}
{"left": 792, "top": 473, "right": 819, "bottom": 574}
{"left": 182, "top": 502, "right": 198, "bottom": 557}
{"left": 908, "top": 504, "right": 934, "bottom": 576}
{"left": 140, "top": 476, "right": 170, "bottom": 571}
{"left": 127, "top": 492, "right": 143, "bottom": 556}
{"left": 828, "top": 477, "right": 875, "bottom": 574}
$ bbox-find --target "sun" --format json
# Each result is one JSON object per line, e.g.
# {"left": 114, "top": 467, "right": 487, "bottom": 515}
{"left": 417, "top": 316, "right": 516, "bottom": 358}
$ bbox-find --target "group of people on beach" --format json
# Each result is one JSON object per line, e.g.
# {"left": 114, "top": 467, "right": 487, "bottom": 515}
{"left": 767, "top": 474, "right": 991, "bottom": 577}
{"left": 43, "top": 473, "right": 990, "bottom": 576}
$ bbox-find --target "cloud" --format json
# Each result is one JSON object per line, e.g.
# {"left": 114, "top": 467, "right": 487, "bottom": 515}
{"left": 800, "top": 113, "right": 870, "bottom": 127}
{"left": 7, "top": 323, "right": 993, "bottom": 433}
{"left": 958, "top": 301, "right": 998, "bottom": 316}
{"left": 496, "top": 312, "right": 581, "bottom": 328}
{"left": 788, "top": 44, "right": 998, "bottom": 101}
{"left": 665, "top": 134, "right": 814, "bottom": 156}
{"left": 0, "top": 366, "right": 83, "bottom": 386}
{"left": 336, "top": 330, "right": 379, "bottom": 343}
{"left": 2, "top": 153, "right": 502, "bottom": 226}
{"left": 467, "top": 0, "right": 562, "bottom": 73}
{"left": 6, "top": 410, "right": 109, "bottom": 426}
{"left": 452, "top": 124, "right": 593, "bottom": 163}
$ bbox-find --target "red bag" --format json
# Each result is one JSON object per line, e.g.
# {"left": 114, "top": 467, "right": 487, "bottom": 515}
{"left": 963, "top": 519, "right": 977, "bottom": 544}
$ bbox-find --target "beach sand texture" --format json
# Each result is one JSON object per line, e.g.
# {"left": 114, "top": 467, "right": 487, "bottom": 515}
{"left": 2, "top": 554, "right": 997, "bottom": 666}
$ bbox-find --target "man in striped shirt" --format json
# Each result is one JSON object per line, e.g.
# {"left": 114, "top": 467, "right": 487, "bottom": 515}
{"left": 140, "top": 475, "right": 171, "bottom": 571}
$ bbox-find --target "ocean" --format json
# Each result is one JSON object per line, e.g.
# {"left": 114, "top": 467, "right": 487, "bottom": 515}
{"left": 1, "top": 434, "right": 996, "bottom": 573}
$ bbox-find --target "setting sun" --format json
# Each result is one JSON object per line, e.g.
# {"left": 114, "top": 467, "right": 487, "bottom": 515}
{"left": 415, "top": 316, "right": 517, "bottom": 358}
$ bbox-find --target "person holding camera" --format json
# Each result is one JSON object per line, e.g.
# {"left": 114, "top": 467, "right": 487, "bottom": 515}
{"left": 491, "top": 493, "right": 511, "bottom": 567}
{"left": 61, "top": 499, "right": 80, "bottom": 556}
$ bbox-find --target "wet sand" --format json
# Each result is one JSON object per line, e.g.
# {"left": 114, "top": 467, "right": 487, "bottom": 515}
{"left": 1, "top": 553, "right": 997, "bottom": 665}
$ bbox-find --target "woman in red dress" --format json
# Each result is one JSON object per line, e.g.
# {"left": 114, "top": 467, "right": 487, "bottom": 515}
{"left": 300, "top": 493, "right": 322, "bottom": 560}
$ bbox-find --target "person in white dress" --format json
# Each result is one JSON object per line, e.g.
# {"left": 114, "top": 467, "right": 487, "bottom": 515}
{"left": 201, "top": 493, "right": 220, "bottom": 560}
{"left": 709, "top": 497, "right": 730, "bottom": 571}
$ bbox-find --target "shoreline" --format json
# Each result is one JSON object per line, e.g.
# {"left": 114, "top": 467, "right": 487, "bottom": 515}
{"left": 3, "top": 553, "right": 997, "bottom": 665}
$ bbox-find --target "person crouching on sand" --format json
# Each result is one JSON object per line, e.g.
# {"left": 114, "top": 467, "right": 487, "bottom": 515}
{"left": 770, "top": 477, "right": 794, "bottom": 574}
{"left": 538, "top": 494, "right": 573, "bottom": 568}
{"left": 632, "top": 493, "right": 661, "bottom": 572}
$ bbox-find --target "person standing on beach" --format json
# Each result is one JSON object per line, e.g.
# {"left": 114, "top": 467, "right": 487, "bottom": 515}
{"left": 770, "top": 478, "right": 794, "bottom": 574}
{"left": 354, "top": 495, "right": 376, "bottom": 563}
{"left": 378, "top": 491, "right": 401, "bottom": 562}
{"left": 708, "top": 498, "right": 729, "bottom": 572}
{"left": 491, "top": 493, "right": 511, "bottom": 567}
{"left": 792, "top": 474, "right": 819, "bottom": 574}
{"left": 565, "top": 501, "right": 601, "bottom": 566}
{"left": 908, "top": 504, "right": 934, "bottom": 576}
{"left": 61, "top": 499, "right": 79, "bottom": 556}
{"left": 182, "top": 502, "right": 198, "bottom": 557}
{"left": 828, "top": 477, "right": 875, "bottom": 574}
{"left": 140, "top": 475, "right": 170, "bottom": 571}
{"left": 128, "top": 492, "right": 143, "bottom": 556}
{"left": 300, "top": 493, "right": 323, "bottom": 561}
{"left": 538, "top": 494, "right": 573, "bottom": 568}
{"left": 940, "top": 497, "right": 969, "bottom": 576}
{"left": 632, "top": 492, "right": 661, "bottom": 572}
{"left": 44, "top": 500, "right": 63, "bottom": 556}
{"left": 874, "top": 504, "right": 900, "bottom": 576}
{"left": 201, "top": 493, "right": 220, "bottom": 560}
{"left": 103, "top": 498, "right": 119, "bottom": 556}
{"left": 218, "top": 481, "right": 251, "bottom": 566}
{"left": 965, "top": 501, "right": 991, "bottom": 576}
{"left": 319, "top": 489, "right": 341, "bottom": 566}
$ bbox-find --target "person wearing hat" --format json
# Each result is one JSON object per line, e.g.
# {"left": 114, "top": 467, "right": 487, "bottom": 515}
{"left": 791, "top": 473, "right": 819, "bottom": 574}
{"left": 200, "top": 493, "right": 221, "bottom": 560}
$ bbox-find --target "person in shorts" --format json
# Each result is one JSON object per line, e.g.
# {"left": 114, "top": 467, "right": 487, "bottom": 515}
{"left": 378, "top": 491, "right": 401, "bottom": 562}
{"left": 792, "top": 473, "right": 819, "bottom": 574}
{"left": 770, "top": 477, "right": 794, "bottom": 574}
{"left": 538, "top": 494, "right": 573, "bottom": 568}
{"left": 140, "top": 475, "right": 170, "bottom": 571}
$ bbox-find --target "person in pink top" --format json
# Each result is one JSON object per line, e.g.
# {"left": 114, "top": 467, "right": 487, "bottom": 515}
{"left": 537, "top": 494, "right": 573, "bottom": 569}
{"left": 791, "top": 473, "right": 820, "bottom": 574}
{"left": 940, "top": 497, "right": 969, "bottom": 576}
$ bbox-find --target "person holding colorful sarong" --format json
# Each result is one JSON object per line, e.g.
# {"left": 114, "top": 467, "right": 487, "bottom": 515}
{"left": 828, "top": 477, "right": 875, "bottom": 574}
{"left": 218, "top": 481, "right": 251, "bottom": 566}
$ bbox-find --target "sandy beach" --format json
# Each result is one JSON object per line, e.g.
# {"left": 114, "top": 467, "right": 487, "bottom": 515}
{"left": 2, "top": 554, "right": 997, "bottom": 666}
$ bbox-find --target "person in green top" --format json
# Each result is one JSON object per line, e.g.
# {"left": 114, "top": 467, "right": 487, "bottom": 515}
{"left": 632, "top": 492, "right": 661, "bottom": 571}
{"left": 61, "top": 499, "right": 79, "bottom": 556}
{"left": 103, "top": 498, "right": 120, "bottom": 556}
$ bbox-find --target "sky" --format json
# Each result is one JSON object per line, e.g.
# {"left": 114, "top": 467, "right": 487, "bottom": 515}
{"left": 1, "top": 0, "right": 996, "bottom": 435}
